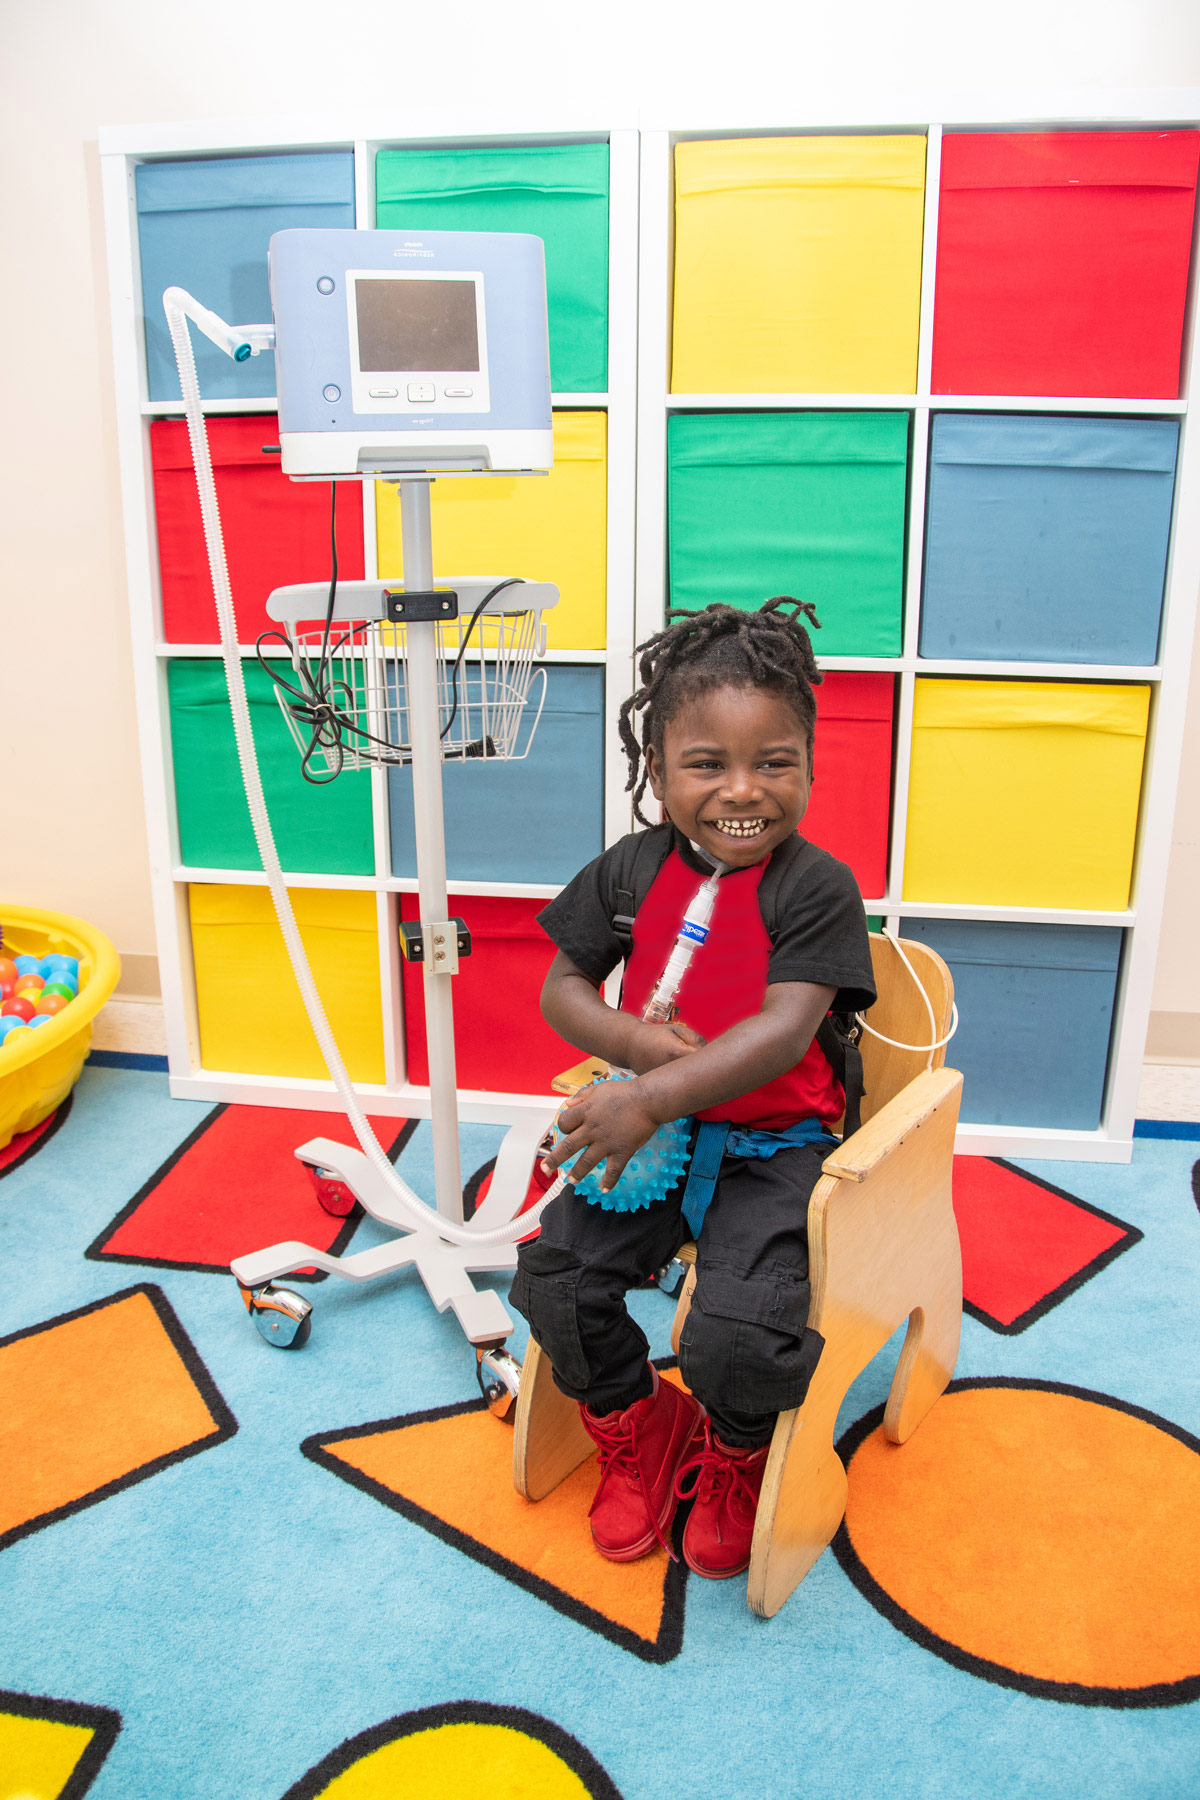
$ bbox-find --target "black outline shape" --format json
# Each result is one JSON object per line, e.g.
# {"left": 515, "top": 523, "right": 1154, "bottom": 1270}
{"left": 1191, "top": 1158, "right": 1199, "bottom": 1215}
{"left": 832, "top": 1376, "right": 1200, "bottom": 1709}
{"left": 301, "top": 1361, "right": 689, "bottom": 1666}
{"left": 84, "top": 1108, "right": 417, "bottom": 1281}
{"left": 960, "top": 1159, "right": 1143, "bottom": 1336}
{"left": 0, "top": 1091, "right": 74, "bottom": 1182}
{"left": 0, "top": 1685, "right": 122, "bottom": 1799}
{"left": 279, "top": 1699, "right": 623, "bottom": 1800}
{"left": 462, "top": 1155, "right": 496, "bottom": 1220}
{"left": 0, "top": 1281, "right": 237, "bottom": 1553}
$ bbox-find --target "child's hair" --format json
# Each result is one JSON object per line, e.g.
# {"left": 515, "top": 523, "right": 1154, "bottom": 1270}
{"left": 617, "top": 597, "right": 823, "bottom": 825}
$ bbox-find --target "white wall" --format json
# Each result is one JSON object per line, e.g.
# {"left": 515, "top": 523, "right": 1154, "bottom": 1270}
{"left": 3, "top": 0, "right": 1200, "bottom": 1044}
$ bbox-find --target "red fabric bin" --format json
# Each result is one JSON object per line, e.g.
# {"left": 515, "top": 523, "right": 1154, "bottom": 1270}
{"left": 803, "top": 672, "right": 894, "bottom": 899}
{"left": 931, "top": 131, "right": 1200, "bottom": 399}
{"left": 151, "top": 416, "right": 365, "bottom": 642}
{"left": 400, "top": 895, "right": 579, "bottom": 1095}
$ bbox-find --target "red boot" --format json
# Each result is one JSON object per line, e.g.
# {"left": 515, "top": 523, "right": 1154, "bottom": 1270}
{"left": 580, "top": 1370, "right": 705, "bottom": 1562}
{"left": 674, "top": 1421, "right": 770, "bottom": 1579}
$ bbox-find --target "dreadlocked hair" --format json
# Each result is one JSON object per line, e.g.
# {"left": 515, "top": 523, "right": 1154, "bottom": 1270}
{"left": 617, "top": 597, "right": 824, "bottom": 826}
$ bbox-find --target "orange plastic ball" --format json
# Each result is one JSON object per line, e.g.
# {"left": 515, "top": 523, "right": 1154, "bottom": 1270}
{"left": 0, "top": 958, "right": 16, "bottom": 986}
{"left": 35, "top": 993, "right": 69, "bottom": 1017}
{"left": 14, "top": 974, "right": 45, "bottom": 997}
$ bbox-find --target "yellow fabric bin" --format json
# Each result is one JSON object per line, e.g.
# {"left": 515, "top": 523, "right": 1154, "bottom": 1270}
{"left": 903, "top": 680, "right": 1150, "bottom": 910}
{"left": 671, "top": 136, "right": 926, "bottom": 395}
{"left": 189, "top": 885, "right": 384, "bottom": 1082}
{"left": 376, "top": 412, "right": 607, "bottom": 651}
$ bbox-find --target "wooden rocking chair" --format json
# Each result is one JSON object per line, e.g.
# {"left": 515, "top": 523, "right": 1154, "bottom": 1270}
{"left": 512, "top": 931, "right": 963, "bottom": 1618}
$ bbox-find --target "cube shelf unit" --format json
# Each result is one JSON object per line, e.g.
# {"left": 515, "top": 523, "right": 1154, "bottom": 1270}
{"left": 636, "top": 97, "right": 1200, "bottom": 1163}
{"left": 100, "top": 114, "right": 640, "bottom": 1125}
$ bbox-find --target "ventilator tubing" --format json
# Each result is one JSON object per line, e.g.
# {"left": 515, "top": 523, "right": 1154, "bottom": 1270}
{"left": 164, "top": 290, "right": 558, "bottom": 1249}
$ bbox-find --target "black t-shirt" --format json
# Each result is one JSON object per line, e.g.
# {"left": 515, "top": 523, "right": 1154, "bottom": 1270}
{"left": 537, "top": 824, "right": 877, "bottom": 1016}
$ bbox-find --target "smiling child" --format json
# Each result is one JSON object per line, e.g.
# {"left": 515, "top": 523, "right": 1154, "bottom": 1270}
{"left": 509, "top": 598, "right": 876, "bottom": 1579}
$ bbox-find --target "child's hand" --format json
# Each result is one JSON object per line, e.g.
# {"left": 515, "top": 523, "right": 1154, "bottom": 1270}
{"left": 543, "top": 1078, "right": 663, "bottom": 1193}
{"left": 622, "top": 1019, "right": 706, "bottom": 1074}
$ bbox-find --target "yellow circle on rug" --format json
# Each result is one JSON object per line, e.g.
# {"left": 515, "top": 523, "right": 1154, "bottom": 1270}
{"left": 842, "top": 1383, "right": 1200, "bottom": 1691}
{"left": 314, "top": 1721, "right": 600, "bottom": 1799}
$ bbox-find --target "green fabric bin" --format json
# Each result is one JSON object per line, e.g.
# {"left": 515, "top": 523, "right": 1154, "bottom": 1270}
{"left": 168, "top": 660, "right": 374, "bottom": 875}
{"left": 374, "top": 143, "right": 609, "bottom": 394}
{"left": 667, "top": 412, "right": 909, "bottom": 655}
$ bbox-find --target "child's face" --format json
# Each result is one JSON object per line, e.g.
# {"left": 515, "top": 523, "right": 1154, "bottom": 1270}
{"left": 645, "top": 684, "right": 813, "bottom": 870}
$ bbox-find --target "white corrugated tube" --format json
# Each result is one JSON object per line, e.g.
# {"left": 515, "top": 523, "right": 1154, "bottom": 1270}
{"left": 163, "top": 289, "right": 564, "bottom": 1249}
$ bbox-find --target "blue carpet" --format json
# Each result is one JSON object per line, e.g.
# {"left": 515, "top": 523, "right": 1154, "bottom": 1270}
{"left": 1, "top": 1067, "right": 1197, "bottom": 1798}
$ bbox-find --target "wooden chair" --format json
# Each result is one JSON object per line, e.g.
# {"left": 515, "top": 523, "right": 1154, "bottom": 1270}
{"left": 512, "top": 932, "right": 963, "bottom": 1618}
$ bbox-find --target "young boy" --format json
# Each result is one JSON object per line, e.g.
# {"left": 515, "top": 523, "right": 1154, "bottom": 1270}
{"left": 510, "top": 599, "right": 876, "bottom": 1578}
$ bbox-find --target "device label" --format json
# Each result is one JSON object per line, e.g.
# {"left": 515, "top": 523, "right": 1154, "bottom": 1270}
{"left": 680, "top": 921, "right": 709, "bottom": 944}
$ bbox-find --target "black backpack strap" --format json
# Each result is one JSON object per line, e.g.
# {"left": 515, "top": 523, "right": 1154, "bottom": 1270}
{"left": 609, "top": 825, "right": 674, "bottom": 960}
{"left": 760, "top": 836, "right": 866, "bottom": 1137}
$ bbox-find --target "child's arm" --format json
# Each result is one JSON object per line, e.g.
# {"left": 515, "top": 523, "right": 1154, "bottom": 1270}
{"left": 544, "top": 977, "right": 836, "bottom": 1193}
{"left": 541, "top": 951, "right": 707, "bottom": 1075}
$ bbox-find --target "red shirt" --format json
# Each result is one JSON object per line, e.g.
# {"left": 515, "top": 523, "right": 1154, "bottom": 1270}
{"left": 619, "top": 850, "right": 844, "bottom": 1129}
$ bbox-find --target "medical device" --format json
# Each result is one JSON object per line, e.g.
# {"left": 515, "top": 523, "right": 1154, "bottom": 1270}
{"left": 269, "top": 228, "right": 553, "bottom": 476}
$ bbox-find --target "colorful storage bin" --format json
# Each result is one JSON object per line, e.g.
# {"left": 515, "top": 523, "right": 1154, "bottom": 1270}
{"left": 803, "top": 674, "right": 894, "bottom": 898}
{"left": 920, "top": 415, "right": 1178, "bottom": 666}
{"left": 671, "top": 136, "right": 926, "bottom": 394}
{"left": 136, "top": 153, "right": 356, "bottom": 401}
{"left": 903, "top": 679, "right": 1150, "bottom": 910}
{"left": 168, "top": 660, "right": 374, "bottom": 875}
{"left": 931, "top": 131, "right": 1200, "bottom": 399}
{"left": 376, "top": 412, "right": 607, "bottom": 651}
{"left": 399, "top": 895, "right": 578, "bottom": 1093}
{"left": 375, "top": 143, "right": 609, "bottom": 394}
{"left": 667, "top": 412, "right": 908, "bottom": 655}
{"left": 152, "top": 418, "right": 365, "bottom": 644}
{"left": 900, "top": 918, "right": 1122, "bottom": 1130}
{"left": 388, "top": 665, "right": 603, "bottom": 885}
{"left": 189, "top": 885, "right": 384, "bottom": 1081}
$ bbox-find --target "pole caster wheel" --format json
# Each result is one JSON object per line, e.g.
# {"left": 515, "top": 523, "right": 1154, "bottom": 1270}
{"left": 304, "top": 1163, "right": 358, "bottom": 1217}
{"left": 476, "top": 1343, "right": 522, "bottom": 1419}
{"left": 238, "top": 1282, "right": 313, "bottom": 1349}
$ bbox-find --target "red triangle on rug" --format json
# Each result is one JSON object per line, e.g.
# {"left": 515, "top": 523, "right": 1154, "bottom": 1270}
{"left": 85, "top": 1105, "right": 414, "bottom": 1277}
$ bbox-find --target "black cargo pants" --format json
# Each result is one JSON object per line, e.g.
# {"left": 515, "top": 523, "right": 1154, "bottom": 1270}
{"left": 510, "top": 1141, "right": 827, "bottom": 1449}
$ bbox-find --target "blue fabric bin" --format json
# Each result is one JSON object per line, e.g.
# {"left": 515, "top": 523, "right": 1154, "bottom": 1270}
{"left": 136, "top": 153, "right": 356, "bottom": 401}
{"left": 900, "top": 917, "right": 1123, "bottom": 1129}
{"left": 919, "top": 414, "right": 1178, "bottom": 665}
{"left": 388, "top": 664, "right": 604, "bottom": 885}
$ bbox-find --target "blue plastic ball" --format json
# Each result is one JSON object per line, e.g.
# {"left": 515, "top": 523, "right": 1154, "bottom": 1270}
{"left": 0, "top": 1017, "right": 30, "bottom": 1045}
{"left": 558, "top": 1071, "right": 694, "bottom": 1213}
{"left": 13, "top": 955, "right": 40, "bottom": 976}
{"left": 28, "top": 1013, "right": 53, "bottom": 1029}
{"left": 41, "top": 955, "right": 79, "bottom": 980}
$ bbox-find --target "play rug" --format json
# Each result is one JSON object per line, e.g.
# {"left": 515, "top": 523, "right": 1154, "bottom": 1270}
{"left": 1, "top": 1061, "right": 1198, "bottom": 1799}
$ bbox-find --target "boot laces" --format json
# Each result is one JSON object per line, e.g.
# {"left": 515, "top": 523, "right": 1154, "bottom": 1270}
{"left": 674, "top": 1431, "right": 764, "bottom": 1545}
{"left": 583, "top": 1405, "right": 674, "bottom": 1557}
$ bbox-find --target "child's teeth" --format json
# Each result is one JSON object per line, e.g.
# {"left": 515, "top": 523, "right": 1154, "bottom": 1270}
{"left": 714, "top": 819, "right": 765, "bottom": 837}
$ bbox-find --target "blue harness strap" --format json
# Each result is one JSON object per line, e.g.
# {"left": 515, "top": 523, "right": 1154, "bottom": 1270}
{"left": 680, "top": 1120, "right": 731, "bottom": 1237}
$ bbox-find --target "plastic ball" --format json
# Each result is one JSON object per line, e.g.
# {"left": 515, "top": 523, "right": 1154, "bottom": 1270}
{"left": 28, "top": 1013, "right": 53, "bottom": 1029}
{"left": 14, "top": 974, "right": 45, "bottom": 997}
{"left": 0, "top": 977, "right": 13, "bottom": 999}
{"left": 1, "top": 996, "right": 36, "bottom": 1022}
{"left": 35, "top": 993, "right": 69, "bottom": 1017}
{"left": 13, "top": 955, "right": 41, "bottom": 976}
{"left": 0, "top": 1021, "right": 31, "bottom": 1047}
{"left": 39, "top": 983, "right": 75, "bottom": 1004}
{"left": 0, "top": 958, "right": 17, "bottom": 985}
{"left": 41, "top": 955, "right": 79, "bottom": 980}
{"left": 558, "top": 1071, "right": 694, "bottom": 1213}
{"left": 0, "top": 1015, "right": 26, "bottom": 1043}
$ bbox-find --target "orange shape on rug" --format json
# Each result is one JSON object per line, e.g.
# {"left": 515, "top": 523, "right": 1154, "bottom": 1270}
{"left": 0, "top": 1284, "right": 234, "bottom": 1547}
{"left": 842, "top": 1382, "right": 1200, "bottom": 1694}
{"left": 315, "top": 1373, "right": 693, "bottom": 1658}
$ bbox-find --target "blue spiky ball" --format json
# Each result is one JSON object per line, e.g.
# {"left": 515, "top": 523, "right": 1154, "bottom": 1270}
{"left": 557, "top": 1070, "right": 693, "bottom": 1211}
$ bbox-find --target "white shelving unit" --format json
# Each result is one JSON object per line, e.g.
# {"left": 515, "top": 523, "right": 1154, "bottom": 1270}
{"left": 100, "top": 113, "right": 640, "bottom": 1127}
{"left": 637, "top": 97, "right": 1200, "bottom": 1163}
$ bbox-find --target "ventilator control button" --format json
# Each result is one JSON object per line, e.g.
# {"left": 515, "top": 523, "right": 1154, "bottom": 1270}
{"left": 322, "top": 384, "right": 341, "bottom": 402}
{"left": 316, "top": 277, "right": 335, "bottom": 294}
{"left": 443, "top": 387, "right": 474, "bottom": 399}
{"left": 407, "top": 382, "right": 436, "bottom": 403}
{"left": 369, "top": 387, "right": 399, "bottom": 398}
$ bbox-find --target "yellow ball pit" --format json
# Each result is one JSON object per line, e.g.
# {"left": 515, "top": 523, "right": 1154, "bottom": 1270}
{"left": 0, "top": 905, "right": 121, "bottom": 1151}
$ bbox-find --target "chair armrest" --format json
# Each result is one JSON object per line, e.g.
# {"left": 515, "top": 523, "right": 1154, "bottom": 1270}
{"left": 820, "top": 1066, "right": 963, "bottom": 1185}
